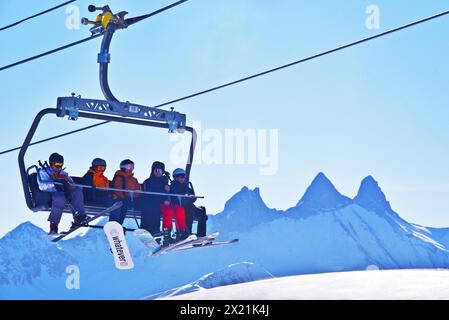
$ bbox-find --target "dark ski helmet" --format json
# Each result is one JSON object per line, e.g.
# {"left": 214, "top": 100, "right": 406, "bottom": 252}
{"left": 49, "top": 152, "right": 64, "bottom": 164}
{"left": 120, "top": 159, "right": 134, "bottom": 170}
{"left": 173, "top": 168, "right": 186, "bottom": 177}
{"left": 92, "top": 158, "right": 107, "bottom": 167}
{"left": 151, "top": 161, "right": 165, "bottom": 173}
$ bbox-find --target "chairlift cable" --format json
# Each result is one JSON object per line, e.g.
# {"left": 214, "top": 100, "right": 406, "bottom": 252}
{"left": 152, "top": 8, "right": 449, "bottom": 108}
{"left": 0, "top": 0, "right": 77, "bottom": 32}
{"left": 1, "top": 8, "right": 448, "bottom": 155}
{"left": 0, "top": 0, "right": 190, "bottom": 72}
{"left": 0, "top": 120, "right": 110, "bottom": 155}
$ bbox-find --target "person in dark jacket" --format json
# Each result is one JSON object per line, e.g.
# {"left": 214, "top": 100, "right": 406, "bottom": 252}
{"left": 141, "top": 161, "right": 187, "bottom": 244}
{"left": 170, "top": 168, "right": 207, "bottom": 237}
{"left": 81, "top": 158, "right": 113, "bottom": 207}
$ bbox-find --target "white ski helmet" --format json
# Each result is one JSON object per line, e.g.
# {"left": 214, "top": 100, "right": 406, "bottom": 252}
{"left": 172, "top": 168, "right": 186, "bottom": 177}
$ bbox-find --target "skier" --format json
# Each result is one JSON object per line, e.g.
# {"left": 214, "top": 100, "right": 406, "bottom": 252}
{"left": 40, "top": 153, "right": 87, "bottom": 235}
{"left": 141, "top": 161, "right": 187, "bottom": 244}
{"left": 81, "top": 158, "right": 114, "bottom": 207}
{"left": 110, "top": 159, "right": 141, "bottom": 225}
{"left": 170, "top": 168, "right": 207, "bottom": 237}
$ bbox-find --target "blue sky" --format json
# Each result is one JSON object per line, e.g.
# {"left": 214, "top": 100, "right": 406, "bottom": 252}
{"left": 0, "top": 0, "right": 448, "bottom": 236}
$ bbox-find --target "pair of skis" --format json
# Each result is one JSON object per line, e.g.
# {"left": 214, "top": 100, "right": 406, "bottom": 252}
{"left": 47, "top": 202, "right": 238, "bottom": 270}
{"left": 45, "top": 202, "right": 134, "bottom": 270}
{"left": 105, "top": 228, "right": 238, "bottom": 269}
{"left": 134, "top": 229, "right": 238, "bottom": 256}
{"left": 50, "top": 201, "right": 123, "bottom": 242}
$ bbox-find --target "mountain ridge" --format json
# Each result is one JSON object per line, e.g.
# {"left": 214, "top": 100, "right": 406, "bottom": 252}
{"left": 2, "top": 172, "right": 449, "bottom": 299}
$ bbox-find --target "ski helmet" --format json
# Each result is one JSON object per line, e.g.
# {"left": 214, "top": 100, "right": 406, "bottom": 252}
{"left": 120, "top": 159, "right": 134, "bottom": 171}
{"left": 151, "top": 161, "right": 165, "bottom": 173}
{"left": 92, "top": 158, "right": 106, "bottom": 167}
{"left": 172, "top": 168, "right": 186, "bottom": 177}
{"left": 49, "top": 152, "right": 64, "bottom": 164}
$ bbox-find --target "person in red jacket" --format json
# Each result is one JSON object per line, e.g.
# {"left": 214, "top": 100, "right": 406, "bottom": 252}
{"left": 110, "top": 159, "right": 141, "bottom": 225}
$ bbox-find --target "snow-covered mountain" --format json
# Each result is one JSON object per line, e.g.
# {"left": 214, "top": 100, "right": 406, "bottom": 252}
{"left": 286, "top": 172, "right": 353, "bottom": 218}
{"left": 0, "top": 222, "right": 77, "bottom": 286}
{"left": 1, "top": 173, "right": 449, "bottom": 299}
{"left": 209, "top": 186, "right": 281, "bottom": 234}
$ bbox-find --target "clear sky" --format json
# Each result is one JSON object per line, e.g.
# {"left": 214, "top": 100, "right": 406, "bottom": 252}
{"left": 0, "top": 0, "right": 448, "bottom": 236}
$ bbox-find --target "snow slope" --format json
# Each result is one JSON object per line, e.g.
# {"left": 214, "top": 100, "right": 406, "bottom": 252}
{"left": 1, "top": 173, "right": 449, "bottom": 299}
{"left": 143, "top": 262, "right": 274, "bottom": 299}
{"left": 164, "top": 269, "right": 449, "bottom": 300}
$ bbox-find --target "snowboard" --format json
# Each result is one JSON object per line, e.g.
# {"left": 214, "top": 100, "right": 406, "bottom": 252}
{"left": 104, "top": 221, "right": 134, "bottom": 270}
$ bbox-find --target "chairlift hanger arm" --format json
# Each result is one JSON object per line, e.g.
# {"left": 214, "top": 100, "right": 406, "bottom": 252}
{"left": 83, "top": 2, "right": 188, "bottom": 103}
{"left": 78, "top": 4, "right": 186, "bottom": 132}
{"left": 82, "top": 5, "right": 129, "bottom": 102}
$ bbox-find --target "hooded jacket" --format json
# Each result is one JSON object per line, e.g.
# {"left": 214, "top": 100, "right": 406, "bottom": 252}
{"left": 81, "top": 167, "right": 110, "bottom": 202}
{"left": 111, "top": 170, "right": 141, "bottom": 200}
{"left": 170, "top": 180, "right": 196, "bottom": 207}
{"left": 142, "top": 174, "right": 170, "bottom": 205}
{"left": 39, "top": 167, "right": 73, "bottom": 192}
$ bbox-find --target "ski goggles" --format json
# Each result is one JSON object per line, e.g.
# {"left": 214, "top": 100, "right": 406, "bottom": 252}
{"left": 174, "top": 174, "right": 186, "bottom": 180}
{"left": 95, "top": 165, "right": 106, "bottom": 172}
{"left": 51, "top": 162, "right": 64, "bottom": 168}
{"left": 121, "top": 164, "right": 134, "bottom": 172}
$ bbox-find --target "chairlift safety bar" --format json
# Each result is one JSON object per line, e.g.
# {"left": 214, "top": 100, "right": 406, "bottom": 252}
{"left": 52, "top": 181, "right": 204, "bottom": 199}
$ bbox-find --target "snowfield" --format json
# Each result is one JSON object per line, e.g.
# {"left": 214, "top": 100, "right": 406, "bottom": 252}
{"left": 2, "top": 173, "right": 449, "bottom": 300}
{"left": 164, "top": 269, "right": 449, "bottom": 300}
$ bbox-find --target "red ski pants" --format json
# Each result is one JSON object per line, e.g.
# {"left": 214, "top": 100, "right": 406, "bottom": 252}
{"left": 161, "top": 204, "right": 186, "bottom": 231}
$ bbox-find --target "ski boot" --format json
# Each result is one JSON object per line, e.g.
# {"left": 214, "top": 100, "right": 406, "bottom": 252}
{"left": 176, "top": 229, "right": 189, "bottom": 242}
{"left": 162, "top": 228, "right": 174, "bottom": 246}
{"left": 151, "top": 230, "right": 163, "bottom": 245}
{"left": 48, "top": 222, "right": 59, "bottom": 235}
{"left": 152, "top": 230, "right": 164, "bottom": 238}
{"left": 71, "top": 212, "right": 89, "bottom": 228}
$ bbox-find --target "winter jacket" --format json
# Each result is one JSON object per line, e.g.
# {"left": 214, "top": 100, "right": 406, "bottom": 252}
{"left": 170, "top": 180, "right": 196, "bottom": 207}
{"left": 142, "top": 174, "right": 170, "bottom": 205}
{"left": 39, "top": 167, "right": 74, "bottom": 192}
{"left": 111, "top": 170, "right": 141, "bottom": 200}
{"left": 81, "top": 167, "right": 110, "bottom": 202}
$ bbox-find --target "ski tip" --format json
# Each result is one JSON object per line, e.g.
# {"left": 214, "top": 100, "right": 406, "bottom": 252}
{"left": 187, "top": 234, "right": 197, "bottom": 241}
{"left": 134, "top": 228, "right": 147, "bottom": 235}
{"left": 43, "top": 235, "right": 59, "bottom": 241}
{"left": 151, "top": 247, "right": 163, "bottom": 256}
